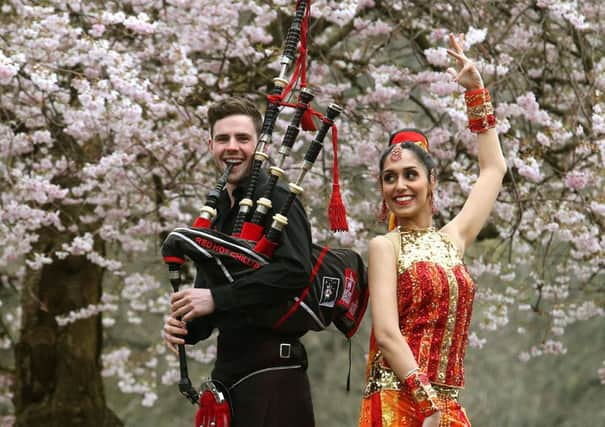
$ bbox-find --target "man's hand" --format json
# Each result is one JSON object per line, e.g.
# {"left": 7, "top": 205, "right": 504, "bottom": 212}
{"left": 171, "top": 288, "right": 216, "bottom": 321}
{"left": 163, "top": 316, "right": 187, "bottom": 354}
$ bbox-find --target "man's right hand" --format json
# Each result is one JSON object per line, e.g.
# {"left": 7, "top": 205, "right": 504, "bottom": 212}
{"left": 163, "top": 316, "right": 187, "bottom": 354}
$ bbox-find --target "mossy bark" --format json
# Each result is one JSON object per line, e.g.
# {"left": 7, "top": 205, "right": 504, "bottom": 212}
{"left": 13, "top": 234, "right": 122, "bottom": 427}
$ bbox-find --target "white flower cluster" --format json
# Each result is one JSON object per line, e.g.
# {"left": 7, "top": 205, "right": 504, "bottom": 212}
{"left": 0, "top": 372, "right": 14, "bottom": 405}
{"left": 537, "top": 0, "right": 590, "bottom": 30}
{"left": 24, "top": 252, "right": 53, "bottom": 270}
{"left": 518, "top": 339, "right": 568, "bottom": 363}
{"left": 467, "top": 331, "right": 487, "bottom": 349}
{"left": 187, "top": 345, "right": 217, "bottom": 364}
{"left": 55, "top": 302, "right": 118, "bottom": 327}
{"left": 0, "top": 51, "right": 18, "bottom": 84}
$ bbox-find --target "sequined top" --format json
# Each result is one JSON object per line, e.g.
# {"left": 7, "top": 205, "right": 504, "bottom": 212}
{"left": 363, "top": 228, "right": 476, "bottom": 397}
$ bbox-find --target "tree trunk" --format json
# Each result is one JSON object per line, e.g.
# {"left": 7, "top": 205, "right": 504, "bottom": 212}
{"left": 13, "top": 236, "right": 122, "bottom": 427}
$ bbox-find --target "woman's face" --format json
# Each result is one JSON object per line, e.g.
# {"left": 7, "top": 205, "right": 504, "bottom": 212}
{"left": 381, "top": 147, "right": 433, "bottom": 221}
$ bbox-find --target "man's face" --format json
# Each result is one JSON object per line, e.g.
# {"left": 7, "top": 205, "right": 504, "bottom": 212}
{"left": 209, "top": 114, "right": 257, "bottom": 187}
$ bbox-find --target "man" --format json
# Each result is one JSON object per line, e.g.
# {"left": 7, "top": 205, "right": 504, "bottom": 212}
{"left": 163, "top": 97, "right": 315, "bottom": 426}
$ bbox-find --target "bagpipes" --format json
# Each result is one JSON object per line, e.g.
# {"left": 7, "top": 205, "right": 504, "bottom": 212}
{"left": 161, "top": 1, "right": 368, "bottom": 425}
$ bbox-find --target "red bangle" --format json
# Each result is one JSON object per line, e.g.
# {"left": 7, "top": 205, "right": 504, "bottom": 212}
{"left": 465, "top": 87, "right": 496, "bottom": 133}
{"left": 469, "top": 114, "right": 496, "bottom": 133}
{"left": 404, "top": 370, "right": 439, "bottom": 418}
{"left": 464, "top": 87, "right": 490, "bottom": 105}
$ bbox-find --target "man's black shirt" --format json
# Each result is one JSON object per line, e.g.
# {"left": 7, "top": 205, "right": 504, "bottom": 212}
{"left": 185, "top": 170, "right": 313, "bottom": 339}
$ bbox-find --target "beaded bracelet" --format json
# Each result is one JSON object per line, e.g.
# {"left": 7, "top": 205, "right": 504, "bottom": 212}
{"left": 465, "top": 87, "right": 496, "bottom": 134}
{"left": 404, "top": 369, "right": 440, "bottom": 418}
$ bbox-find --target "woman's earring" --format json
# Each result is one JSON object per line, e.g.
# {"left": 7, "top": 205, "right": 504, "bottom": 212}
{"left": 429, "top": 191, "right": 437, "bottom": 215}
{"left": 429, "top": 171, "right": 437, "bottom": 215}
{"left": 379, "top": 199, "right": 388, "bottom": 222}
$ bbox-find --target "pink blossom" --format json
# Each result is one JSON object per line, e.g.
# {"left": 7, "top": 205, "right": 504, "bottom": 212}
{"left": 101, "top": 11, "right": 126, "bottom": 25}
{"left": 513, "top": 157, "right": 543, "bottom": 182}
{"left": 243, "top": 26, "right": 273, "bottom": 44}
{"left": 424, "top": 47, "right": 450, "bottom": 67}
{"left": 537, "top": 0, "right": 590, "bottom": 30}
{"left": 536, "top": 132, "right": 551, "bottom": 146}
{"left": 516, "top": 92, "right": 551, "bottom": 125}
{"left": 90, "top": 24, "right": 105, "bottom": 38}
{"left": 62, "top": 233, "right": 94, "bottom": 256}
{"left": 429, "top": 28, "right": 449, "bottom": 44}
{"left": 564, "top": 170, "right": 589, "bottom": 190}
{"left": 25, "top": 253, "right": 53, "bottom": 270}
{"left": 496, "top": 102, "right": 524, "bottom": 118}
{"left": 0, "top": 56, "right": 18, "bottom": 83}
{"left": 428, "top": 127, "right": 451, "bottom": 148}
{"left": 541, "top": 340, "right": 568, "bottom": 355}
{"left": 362, "top": 20, "right": 392, "bottom": 36}
{"left": 468, "top": 332, "right": 487, "bottom": 349}
{"left": 590, "top": 202, "right": 605, "bottom": 216}
{"left": 356, "top": 0, "right": 375, "bottom": 11}
{"left": 464, "top": 27, "right": 487, "bottom": 47}
{"left": 142, "top": 392, "right": 158, "bottom": 407}
{"left": 56, "top": 302, "right": 118, "bottom": 327}
{"left": 414, "top": 71, "right": 446, "bottom": 84}
{"left": 429, "top": 81, "right": 459, "bottom": 96}
{"left": 556, "top": 208, "right": 585, "bottom": 225}
{"left": 592, "top": 105, "right": 605, "bottom": 135}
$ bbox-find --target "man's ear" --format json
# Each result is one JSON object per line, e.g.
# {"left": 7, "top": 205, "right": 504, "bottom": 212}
{"left": 207, "top": 138, "right": 213, "bottom": 150}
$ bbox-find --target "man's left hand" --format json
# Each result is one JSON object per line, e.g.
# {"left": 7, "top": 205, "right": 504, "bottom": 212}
{"left": 171, "top": 288, "right": 216, "bottom": 321}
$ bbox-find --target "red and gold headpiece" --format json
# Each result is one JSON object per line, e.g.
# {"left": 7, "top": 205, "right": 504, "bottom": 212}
{"left": 388, "top": 128, "right": 430, "bottom": 152}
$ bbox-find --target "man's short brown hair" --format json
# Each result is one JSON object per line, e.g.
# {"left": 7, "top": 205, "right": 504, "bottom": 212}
{"left": 208, "top": 97, "right": 263, "bottom": 138}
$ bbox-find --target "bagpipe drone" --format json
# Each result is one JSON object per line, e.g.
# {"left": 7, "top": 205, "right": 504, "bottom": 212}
{"left": 160, "top": 1, "right": 368, "bottom": 425}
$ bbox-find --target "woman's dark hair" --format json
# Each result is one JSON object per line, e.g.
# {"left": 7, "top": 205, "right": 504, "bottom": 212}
{"left": 378, "top": 142, "right": 438, "bottom": 183}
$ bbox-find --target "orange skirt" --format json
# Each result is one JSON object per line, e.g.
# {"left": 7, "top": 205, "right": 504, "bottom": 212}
{"left": 359, "top": 389, "right": 471, "bottom": 427}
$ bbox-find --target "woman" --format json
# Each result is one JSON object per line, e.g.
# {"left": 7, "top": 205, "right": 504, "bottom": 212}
{"left": 359, "top": 34, "right": 507, "bottom": 426}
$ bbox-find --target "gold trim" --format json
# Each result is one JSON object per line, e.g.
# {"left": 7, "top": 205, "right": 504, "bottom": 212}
{"left": 397, "top": 228, "right": 462, "bottom": 273}
{"left": 432, "top": 383, "right": 460, "bottom": 400}
{"left": 437, "top": 268, "right": 459, "bottom": 382}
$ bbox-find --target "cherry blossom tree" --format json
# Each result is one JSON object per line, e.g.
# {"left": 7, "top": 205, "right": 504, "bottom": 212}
{"left": 1, "top": 0, "right": 603, "bottom": 425}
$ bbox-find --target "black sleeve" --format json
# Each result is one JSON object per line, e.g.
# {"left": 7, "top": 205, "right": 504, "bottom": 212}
{"left": 210, "top": 189, "right": 312, "bottom": 311}
{"left": 184, "top": 317, "right": 213, "bottom": 345}
{"left": 183, "top": 272, "right": 215, "bottom": 345}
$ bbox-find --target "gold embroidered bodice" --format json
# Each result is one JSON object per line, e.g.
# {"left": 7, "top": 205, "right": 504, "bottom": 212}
{"left": 363, "top": 228, "right": 476, "bottom": 396}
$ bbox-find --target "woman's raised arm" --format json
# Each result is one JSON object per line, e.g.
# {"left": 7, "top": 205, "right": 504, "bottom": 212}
{"left": 441, "top": 33, "right": 507, "bottom": 253}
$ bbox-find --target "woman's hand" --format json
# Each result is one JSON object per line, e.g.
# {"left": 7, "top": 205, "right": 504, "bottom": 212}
{"left": 446, "top": 32, "right": 484, "bottom": 91}
{"left": 422, "top": 411, "right": 441, "bottom": 427}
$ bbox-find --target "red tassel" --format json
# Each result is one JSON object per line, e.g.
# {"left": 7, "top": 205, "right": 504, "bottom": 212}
{"left": 328, "top": 126, "right": 348, "bottom": 231}
{"left": 301, "top": 108, "right": 317, "bottom": 131}
{"left": 195, "top": 389, "right": 231, "bottom": 427}
{"left": 298, "top": 2, "right": 316, "bottom": 131}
